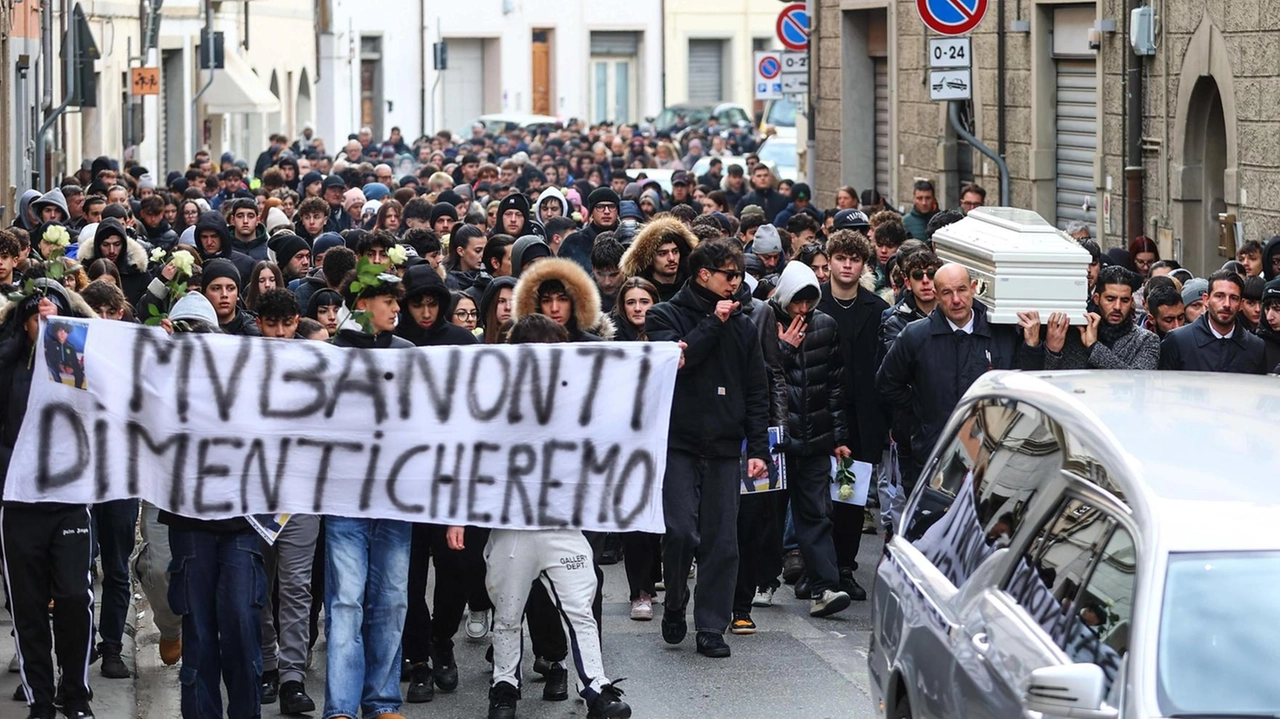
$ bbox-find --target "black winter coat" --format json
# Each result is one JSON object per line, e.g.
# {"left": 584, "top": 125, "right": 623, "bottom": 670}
{"left": 733, "top": 187, "right": 789, "bottom": 223}
{"left": 646, "top": 281, "right": 770, "bottom": 460}
{"left": 1257, "top": 324, "right": 1280, "bottom": 373}
{"left": 740, "top": 286, "right": 788, "bottom": 427}
{"left": 1159, "top": 314, "right": 1267, "bottom": 374}
{"left": 819, "top": 283, "right": 889, "bottom": 463}
{"left": 876, "top": 303, "right": 1041, "bottom": 457}
{"left": 770, "top": 302, "right": 847, "bottom": 456}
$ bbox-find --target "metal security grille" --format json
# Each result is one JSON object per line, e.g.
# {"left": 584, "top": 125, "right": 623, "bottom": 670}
{"left": 874, "top": 57, "right": 890, "bottom": 197}
{"left": 1055, "top": 60, "right": 1098, "bottom": 232}
{"left": 443, "top": 39, "right": 484, "bottom": 133}
{"left": 687, "top": 39, "right": 724, "bottom": 103}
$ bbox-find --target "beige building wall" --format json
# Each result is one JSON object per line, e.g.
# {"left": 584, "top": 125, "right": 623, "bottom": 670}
{"left": 664, "top": 0, "right": 786, "bottom": 108}
{"left": 814, "top": 0, "right": 1280, "bottom": 276}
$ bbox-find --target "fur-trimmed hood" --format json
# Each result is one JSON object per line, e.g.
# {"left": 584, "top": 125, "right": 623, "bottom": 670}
{"left": 77, "top": 218, "right": 150, "bottom": 273}
{"left": 513, "top": 257, "right": 615, "bottom": 340}
{"left": 619, "top": 216, "right": 699, "bottom": 279}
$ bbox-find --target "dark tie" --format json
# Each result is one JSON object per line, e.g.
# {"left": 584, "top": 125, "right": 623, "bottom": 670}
{"left": 954, "top": 329, "right": 968, "bottom": 338}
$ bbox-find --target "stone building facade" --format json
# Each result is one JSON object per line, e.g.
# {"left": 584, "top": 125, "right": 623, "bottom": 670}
{"left": 812, "top": 0, "right": 1275, "bottom": 275}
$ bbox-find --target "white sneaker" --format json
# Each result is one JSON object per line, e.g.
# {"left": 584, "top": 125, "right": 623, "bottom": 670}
{"left": 465, "top": 609, "right": 490, "bottom": 640}
{"left": 752, "top": 588, "right": 774, "bottom": 608}
{"left": 630, "top": 593, "right": 654, "bottom": 621}
{"left": 811, "top": 589, "right": 852, "bottom": 618}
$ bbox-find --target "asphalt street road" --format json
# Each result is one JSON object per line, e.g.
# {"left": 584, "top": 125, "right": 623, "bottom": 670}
{"left": 0, "top": 533, "right": 882, "bottom": 719}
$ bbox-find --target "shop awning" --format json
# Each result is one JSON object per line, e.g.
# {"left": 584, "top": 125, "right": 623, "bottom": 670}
{"left": 202, "top": 51, "right": 280, "bottom": 115}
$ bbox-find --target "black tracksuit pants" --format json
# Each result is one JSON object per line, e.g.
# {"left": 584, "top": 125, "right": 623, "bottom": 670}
{"left": 0, "top": 504, "right": 94, "bottom": 709}
{"left": 403, "top": 524, "right": 492, "bottom": 665}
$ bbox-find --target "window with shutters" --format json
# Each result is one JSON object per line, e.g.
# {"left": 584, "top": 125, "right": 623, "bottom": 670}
{"left": 687, "top": 39, "right": 725, "bottom": 104}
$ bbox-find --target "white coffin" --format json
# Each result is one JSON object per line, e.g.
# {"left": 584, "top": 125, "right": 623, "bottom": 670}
{"left": 931, "top": 207, "right": 1091, "bottom": 325}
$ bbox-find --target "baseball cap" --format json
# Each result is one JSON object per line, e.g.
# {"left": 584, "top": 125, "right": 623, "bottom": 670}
{"left": 671, "top": 171, "right": 691, "bottom": 186}
{"left": 832, "top": 209, "right": 871, "bottom": 232}
{"left": 322, "top": 175, "right": 347, "bottom": 190}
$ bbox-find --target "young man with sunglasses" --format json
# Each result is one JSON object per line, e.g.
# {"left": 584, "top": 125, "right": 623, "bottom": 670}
{"left": 880, "top": 249, "right": 942, "bottom": 354}
{"left": 646, "top": 239, "right": 771, "bottom": 660}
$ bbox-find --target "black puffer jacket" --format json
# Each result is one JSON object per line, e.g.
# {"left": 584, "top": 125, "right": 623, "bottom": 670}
{"left": 396, "top": 265, "right": 479, "bottom": 347}
{"left": 768, "top": 263, "right": 847, "bottom": 455}
{"left": 738, "top": 283, "right": 788, "bottom": 427}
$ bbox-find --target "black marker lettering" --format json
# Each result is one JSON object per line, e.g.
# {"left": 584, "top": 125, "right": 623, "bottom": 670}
{"left": 326, "top": 349, "right": 388, "bottom": 423}
{"left": 126, "top": 421, "right": 189, "bottom": 511}
{"left": 199, "top": 336, "right": 252, "bottom": 422}
{"left": 502, "top": 444, "right": 536, "bottom": 525}
{"left": 612, "top": 449, "right": 656, "bottom": 530}
{"left": 630, "top": 345, "right": 652, "bottom": 431}
{"left": 36, "top": 403, "right": 88, "bottom": 492}
{"left": 466, "top": 441, "right": 500, "bottom": 523}
{"left": 297, "top": 438, "right": 364, "bottom": 512}
{"left": 507, "top": 346, "right": 560, "bottom": 424}
{"left": 238, "top": 438, "right": 291, "bottom": 513}
{"left": 128, "top": 328, "right": 180, "bottom": 415}
{"left": 194, "top": 437, "right": 242, "bottom": 515}
{"left": 260, "top": 341, "right": 329, "bottom": 419}
{"left": 575, "top": 346, "right": 625, "bottom": 426}
{"left": 385, "top": 444, "right": 431, "bottom": 514}
{"left": 400, "top": 348, "right": 460, "bottom": 421}
{"left": 538, "top": 440, "right": 577, "bottom": 528}
{"left": 579, "top": 441, "right": 620, "bottom": 526}
{"left": 467, "top": 348, "right": 511, "bottom": 421}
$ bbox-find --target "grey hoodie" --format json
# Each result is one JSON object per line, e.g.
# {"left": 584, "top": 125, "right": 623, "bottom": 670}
{"left": 14, "top": 189, "right": 41, "bottom": 230}
{"left": 30, "top": 188, "right": 70, "bottom": 224}
{"left": 534, "top": 187, "right": 569, "bottom": 221}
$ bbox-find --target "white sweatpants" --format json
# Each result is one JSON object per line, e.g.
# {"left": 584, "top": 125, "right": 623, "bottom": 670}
{"left": 485, "top": 528, "right": 610, "bottom": 701}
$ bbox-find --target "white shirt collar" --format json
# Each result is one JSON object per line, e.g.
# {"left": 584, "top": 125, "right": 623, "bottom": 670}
{"left": 1209, "top": 321, "right": 1235, "bottom": 340}
{"left": 946, "top": 313, "right": 975, "bottom": 334}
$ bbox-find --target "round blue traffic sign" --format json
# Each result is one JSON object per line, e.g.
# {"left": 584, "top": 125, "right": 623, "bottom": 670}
{"left": 776, "top": 3, "right": 810, "bottom": 52}
{"left": 917, "top": 0, "right": 988, "bottom": 35}
{"left": 759, "top": 57, "right": 780, "bottom": 80}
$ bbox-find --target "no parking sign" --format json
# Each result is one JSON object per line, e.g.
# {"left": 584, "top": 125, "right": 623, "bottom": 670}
{"left": 917, "top": 0, "right": 988, "bottom": 35}
{"left": 754, "top": 51, "right": 783, "bottom": 100}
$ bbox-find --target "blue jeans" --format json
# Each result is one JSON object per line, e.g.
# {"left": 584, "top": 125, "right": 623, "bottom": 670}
{"left": 168, "top": 527, "right": 266, "bottom": 719}
{"left": 323, "top": 517, "right": 411, "bottom": 719}
{"left": 92, "top": 498, "right": 139, "bottom": 655}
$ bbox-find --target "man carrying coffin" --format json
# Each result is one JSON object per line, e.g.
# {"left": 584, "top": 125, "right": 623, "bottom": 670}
{"left": 876, "top": 264, "right": 1042, "bottom": 495}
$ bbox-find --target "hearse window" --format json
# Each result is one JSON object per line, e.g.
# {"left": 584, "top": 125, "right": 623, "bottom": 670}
{"left": 906, "top": 400, "right": 1062, "bottom": 588}
{"left": 1003, "top": 496, "right": 1134, "bottom": 694}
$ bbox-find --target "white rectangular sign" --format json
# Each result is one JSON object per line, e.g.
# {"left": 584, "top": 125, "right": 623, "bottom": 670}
{"left": 929, "top": 69, "right": 972, "bottom": 101}
{"left": 781, "top": 50, "right": 808, "bottom": 93}
{"left": 753, "top": 51, "right": 783, "bottom": 101}
{"left": 6, "top": 318, "right": 680, "bottom": 533}
{"left": 928, "top": 37, "right": 972, "bottom": 69}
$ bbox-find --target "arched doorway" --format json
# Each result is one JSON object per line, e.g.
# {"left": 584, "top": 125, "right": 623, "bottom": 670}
{"left": 1172, "top": 16, "right": 1238, "bottom": 276}
{"left": 1180, "top": 78, "right": 1227, "bottom": 274}
{"left": 296, "top": 68, "right": 313, "bottom": 137}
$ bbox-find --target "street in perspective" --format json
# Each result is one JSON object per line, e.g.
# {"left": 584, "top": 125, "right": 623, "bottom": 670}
{"left": 1, "top": 0, "right": 1278, "bottom": 718}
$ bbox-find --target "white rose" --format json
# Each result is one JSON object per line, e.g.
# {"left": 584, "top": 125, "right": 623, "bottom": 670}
{"left": 387, "top": 244, "right": 408, "bottom": 267}
{"left": 170, "top": 250, "right": 195, "bottom": 277}
{"left": 150, "top": 247, "right": 167, "bottom": 264}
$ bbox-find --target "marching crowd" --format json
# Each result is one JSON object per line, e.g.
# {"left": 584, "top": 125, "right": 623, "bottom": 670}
{"left": 0, "top": 117, "right": 1276, "bottom": 719}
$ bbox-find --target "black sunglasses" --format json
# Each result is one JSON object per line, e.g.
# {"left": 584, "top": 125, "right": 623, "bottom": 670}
{"left": 710, "top": 268, "right": 744, "bottom": 281}
{"left": 910, "top": 268, "right": 938, "bottom": 281}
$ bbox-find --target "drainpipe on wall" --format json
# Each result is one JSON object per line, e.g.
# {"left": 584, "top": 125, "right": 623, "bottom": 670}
{"left": 997, "top": 0, "right": 1006, "bottom": 160}
{"left": 1125, "top": 0, "right": 1145, "bottom": 243}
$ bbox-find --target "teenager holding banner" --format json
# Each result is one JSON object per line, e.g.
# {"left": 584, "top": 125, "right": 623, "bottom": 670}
{"left": 393, "top": 264, "right": 486, "bottom": 704}
{"left": 474, "top": 314, "right": 631, "bottom": 719}
{"left": 324, "top": 269, "right": 413, "bottom": 719}
{"left": 155, "top": 292, "right": 269, "bottom": 719}
{"left": 0, "top": 281, "right": 98, "bottom": 719}
{"left": 646, "top": 238, "right": 771, "bottom": 659}
{"left": 511, "top": 257, "right": 615, "bottom": 702}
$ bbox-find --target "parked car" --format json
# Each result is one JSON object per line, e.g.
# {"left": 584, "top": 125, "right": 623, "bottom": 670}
{"left": 475, "top": 113, "right": 562, "bottom": 134}
{"left": 869, "top": 369, "right": 1280, "bottom": 719}
{"left": 651, "top": 103, "right": 753, "bottom": 137}
{"left": 756, "top": 136, "right": 797, "bottom": 182}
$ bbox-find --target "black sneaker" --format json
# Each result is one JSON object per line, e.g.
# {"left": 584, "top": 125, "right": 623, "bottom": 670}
{"left": 400, "top": 656, "right": 413, "bottom": 682}
{"left": 406, "top": 662, "right": 434, "bottom": 703}
{"left": 13, "top": 684, "right": 26, "bottom": 702}
{"left": 587, "top": 680, "right": 632, "bottom": 718}
{"left": 432, "top": 644, "right": 458, "bottom": 692}
{"left": 61, "top": 699, "right": 95, "bottom": 719}
{"left": 661, "top": 608, "right": 687, "bottom": 645}
{"left": 278, "top": 680, "right": 316, "bottom": 715}
{"left": 487, "top": 681, "right": 520, "bottom": 719}
{"left": 99, "top": 651, "right": 129, "bottom": 679}
{"left": 839, "top": 568, "right": 868, "bottom": 601}
{"left": 25, "top": 703, "right": 55, "bottom": 719}
{"left": 542, "top": 661, "right": 568, "bottom": 701}
{"left": 695, "top": 631, "right": 731, "bottom": 658}
{"left": 599, "top": 534, "right": 624, "bottom": 565}
{"left": 794, "top": 576, "right": 812, "bottom": 600}
{"left": 260, "top": 669, "right": 279, "bottom": 704}
{"left": 531, "top": 655, "right": 550, "bottom": 676}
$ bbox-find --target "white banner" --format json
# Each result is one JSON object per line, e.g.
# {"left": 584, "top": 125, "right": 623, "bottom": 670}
{"left": 5, "top": 318, "right": 680, "bottom": 533}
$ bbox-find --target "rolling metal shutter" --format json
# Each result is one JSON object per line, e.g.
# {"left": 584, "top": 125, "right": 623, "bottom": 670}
{"left": 443, "top": 39, "right": 484, "bottom": 133}
{"left": 591, "top": 31, "right": 640, "bottom": 57}
{"left": 687, "top": 40, "right": 724, "bottom": 103}
{"left": 1055, "top": 60, "right": 1098, "bottom": 232}
{"left": 874, "top": 57, "right": 890, "bottom": 197}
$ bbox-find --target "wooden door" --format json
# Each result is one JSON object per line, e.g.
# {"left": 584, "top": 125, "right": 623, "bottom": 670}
{"left": 532, "top": 31, "right": 551, "bottom": 116}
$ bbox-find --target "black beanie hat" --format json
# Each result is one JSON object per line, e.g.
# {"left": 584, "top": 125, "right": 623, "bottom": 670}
{"left": 430, "top": 203, "right": 458, "bottom": 224}
{"left": 270, "top": 233, "right": 310, "bottom": 268}
{"left": 201, "top": 258, "right": 242, "bottom": 291}
{"left": 587, "top": 187, "right": 621, "bottom": 211}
